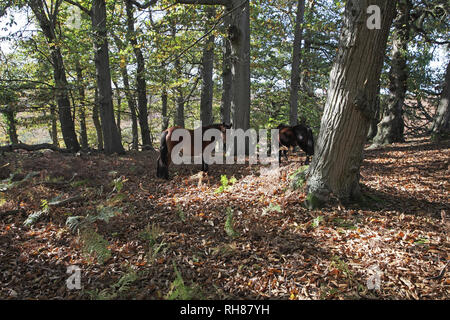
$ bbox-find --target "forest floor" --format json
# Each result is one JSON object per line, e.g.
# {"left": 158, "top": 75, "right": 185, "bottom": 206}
{"left": 0, "top": 137, "right": 449, "bottom": 300}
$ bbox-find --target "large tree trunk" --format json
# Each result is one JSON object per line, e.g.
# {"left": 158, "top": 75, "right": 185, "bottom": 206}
{"left": 372, "top": 0, "right": 410, "bottom": 146}
{"left": 200, "top": 7, "right": 216, "bottom": 126}
{"left": 125, "top": 0, "right": 152, "bottom": 150}
{"left": 431, "top": 60, "right": 450, "bottom": 139}
{"left": 289, "top": 0, "right": 306, "bottom": 126}
{"left": 29, "top": 0, "right": 80, "bottom": 152}
{"left": 306, "top": 0, "right": 396, "bottom": 206}
{"left": 91, "top": 0, "right": 125, "bottom": 154}
{"left": 76, "top": 62, "right": 89, "bottom": 150}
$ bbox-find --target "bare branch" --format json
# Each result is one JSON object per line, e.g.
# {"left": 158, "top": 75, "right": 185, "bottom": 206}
{"left": 63, "top": 0, "right": 91, "bottom": 16}
{"left": 130, "top": 0, "right": 158, "bottom": 10}
{"left": 175, "top": 0, "right": 230, "bottom": 7}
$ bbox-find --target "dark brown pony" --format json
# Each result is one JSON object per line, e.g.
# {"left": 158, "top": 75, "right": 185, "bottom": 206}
{"left": 277, "top": 124, "right": 315, "bottom": 164}
{"left": 156, "top": 123, "right": 231, "bottom": 179}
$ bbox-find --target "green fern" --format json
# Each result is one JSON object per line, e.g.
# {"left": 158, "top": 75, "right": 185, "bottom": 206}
{"left": 224, "top": 207, "right": 239, "bottom": 238}
{"left": 166, "top": 262, "right": 202, "bottom": 300}
{"left": 86, "top": 269, "right": 138, "bottom": 300}
{"left": 80, "top": 228, "right": 111, "bottom": 264}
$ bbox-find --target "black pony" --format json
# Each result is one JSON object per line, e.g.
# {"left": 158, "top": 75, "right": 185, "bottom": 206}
{"left": 277, "top": 124, "right": 315, "bottom": 164}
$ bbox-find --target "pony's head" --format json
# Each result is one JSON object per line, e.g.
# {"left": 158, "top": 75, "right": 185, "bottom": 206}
{"left": 293, "top": 124, "right": 315, "bottom": 156}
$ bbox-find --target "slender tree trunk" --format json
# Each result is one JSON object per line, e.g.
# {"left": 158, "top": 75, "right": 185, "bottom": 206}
{"left": 29, "top": 0, "right": 80, "bottom": 152}
{"left": 93, "top": 88, "right": 104, "bottom": 150}
{"left": 125, "top": 0, "right": 152, "bottom": 150}
{"left": 431, "top": 60, "right": 450, "bottom": 139}
{"left": 161, "top": 89, "right": 169, "bottom": 131}
{"left": 200, "top": 7, "right": 216, "bottom": 126}
{"left": 175, "top": 90, "right": 185, "bottom": 128}
{"left": 2, "top": 107, "right": 18, "bottom": 144}
{"left": 76, "top": 62, "right": 89, "bottom": 150}
{"left": 173, "top": 27, "right": 185, "bottom": 128}
{"left": 116, "top": 91, "right": 122, "bottom": 143}
{"left": 221, "top": 26, "right": 232, "bottom": 125}
{"left": 49, "top": 103, "right": 59, "bottom": 147}
{"left": 228, "top": 0, "right": 250, "bottom": 132}
{"left": 299, "top": 0, "right": 315, "bottom": 99}
{"left": 367, "top": 84, "right": 381, "bottom": 140}
{"left": 92, "top": 0, "right": 124, "bottom": 154}
{"left": 306, "top": 0, "right": 396, "bottom": 206}
{"left": 372, "top": 0, "right": 410, "bottom": 146}
{"left": 176, "top": 0, "right": 250, "bottom": 131}
{"left": 289, "top": 0, "right": 306, "bottom": 126}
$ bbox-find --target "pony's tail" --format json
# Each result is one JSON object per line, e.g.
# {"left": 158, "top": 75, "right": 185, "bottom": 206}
{"left": 156, "top": 131, "right": 169, "bottom": 179}
{"left": 306, "top": 127, "right": 315, "bottom": 156}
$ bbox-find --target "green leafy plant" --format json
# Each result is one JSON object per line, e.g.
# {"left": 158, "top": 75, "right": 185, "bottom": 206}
{"left": 215, "top": 175, "right": 237, "bottom": 193}
{"left": 311, "top": 216, "right": 324, "bottom": 228}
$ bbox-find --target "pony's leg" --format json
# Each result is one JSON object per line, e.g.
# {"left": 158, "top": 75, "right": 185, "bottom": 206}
{"left": 201, "top": 154, "right": 209, "bottom": 172}
{"left": 304, "top": 156, "right": 310, "bottom": 165}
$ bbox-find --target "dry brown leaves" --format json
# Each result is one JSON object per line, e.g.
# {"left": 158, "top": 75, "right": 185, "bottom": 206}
{"left": 0, "top": 137, "right": 448, "bottom": 300}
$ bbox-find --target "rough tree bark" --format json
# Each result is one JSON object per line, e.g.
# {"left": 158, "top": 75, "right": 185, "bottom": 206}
{"left": 91, "top": 0, "right": 125, "bottom": 154}
{"left": 431, "top": 59, "right": 450, "bottom": 139}
{"left": 306, "top": 0, "right": 397, "bottom": 207}
{"left": 289, "top": 0, "right": 306, "bottom": 126}
{"left": 372, "top": 0, "right": 411, "bottom": 146}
